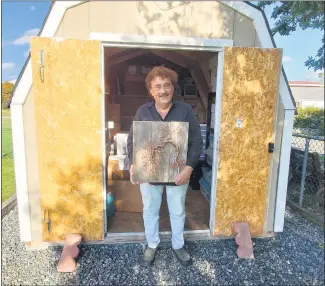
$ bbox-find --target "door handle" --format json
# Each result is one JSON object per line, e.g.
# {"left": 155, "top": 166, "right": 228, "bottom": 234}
{"left": 268, "top": 143, "right": 274, "bottom": 153}
{"left": 39, "top": 50, "right": 44, "bottom": 83}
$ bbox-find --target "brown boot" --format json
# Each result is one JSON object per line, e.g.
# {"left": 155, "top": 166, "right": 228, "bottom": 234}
{"left": 172, "top": 247, "right": 192, "bottom": 266}
{"left": 140, "top": 247, "right": 158, "bottom": 267}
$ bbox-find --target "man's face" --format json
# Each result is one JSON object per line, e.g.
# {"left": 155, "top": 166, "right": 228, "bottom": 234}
{"left": 149, "top": 76, "right": 174, "bottom": 106}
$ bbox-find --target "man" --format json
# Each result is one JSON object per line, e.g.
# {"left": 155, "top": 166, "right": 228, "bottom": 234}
{"left": 127, "top": 66, "right": 203, "bottom": 267}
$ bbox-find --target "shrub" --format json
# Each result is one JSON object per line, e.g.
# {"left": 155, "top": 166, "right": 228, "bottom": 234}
{"left": 294, "top": 106, "right": 324, "bottom": 135}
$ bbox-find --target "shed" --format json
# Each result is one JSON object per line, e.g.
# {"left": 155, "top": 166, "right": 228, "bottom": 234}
{"left": 10, "top": 1, "right": 296, "bottom": 248}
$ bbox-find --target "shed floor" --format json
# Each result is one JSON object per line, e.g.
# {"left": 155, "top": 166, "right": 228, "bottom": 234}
{"left": 107, "top": 188, "right": 210, "bottom": 233}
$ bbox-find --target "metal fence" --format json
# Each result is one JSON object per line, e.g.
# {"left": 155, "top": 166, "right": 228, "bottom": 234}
{"left": 288, "top": 133, "right": 324, "bottom": 215}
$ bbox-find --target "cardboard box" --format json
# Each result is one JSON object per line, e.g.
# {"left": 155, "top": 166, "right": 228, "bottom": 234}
{"left": 111, "top": 123, "right": 121, "bottom": 137}
{"left": 116, "top": 133, "right": 129, "bottom": 155}
{"left": 107, "top": 158, "right": 130, "bottom": 180}
{"left": 107, "top": 180, "right": 143, "bottom": 213}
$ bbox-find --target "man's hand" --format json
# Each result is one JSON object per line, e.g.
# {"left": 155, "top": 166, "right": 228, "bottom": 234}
{"left": 129, "top": 164, "right": 139, "bottom": 185}
{"left": 174, "top": 165, "right": 193, "bottom": 185}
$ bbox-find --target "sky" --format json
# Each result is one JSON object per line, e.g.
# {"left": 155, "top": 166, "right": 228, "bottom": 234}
{"left": 1, "top": 1, "right": 324, "bottom": 84}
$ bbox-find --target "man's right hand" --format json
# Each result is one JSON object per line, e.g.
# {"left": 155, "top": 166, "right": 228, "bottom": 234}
{"left": 130, "top": 164, "right": 139, "bottom": 185}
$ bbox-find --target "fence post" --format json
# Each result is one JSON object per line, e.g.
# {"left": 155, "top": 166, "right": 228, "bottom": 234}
{"left": 299, "top": 138, "right": 310, "bottom": 206}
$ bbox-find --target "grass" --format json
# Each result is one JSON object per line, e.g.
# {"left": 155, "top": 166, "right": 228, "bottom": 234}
{"left": 2, "top": 108, "right": 11, "bottom": 117}
{"left": 1, "top": 109, "right": 15, "bottom": 202}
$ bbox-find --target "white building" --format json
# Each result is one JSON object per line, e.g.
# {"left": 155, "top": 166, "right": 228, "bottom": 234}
{"left": 289, "top": 81, "right": 324, "bottom": 109}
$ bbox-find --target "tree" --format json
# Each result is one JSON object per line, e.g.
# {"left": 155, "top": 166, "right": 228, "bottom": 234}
{"left": 318, "top": 72, "right": 324, "bottom": 83}
{"left": 1, "top": 81, "right": 14, "bottom": 109}
{"left": 258, "top": 1, "right": 324, "bottom": 71}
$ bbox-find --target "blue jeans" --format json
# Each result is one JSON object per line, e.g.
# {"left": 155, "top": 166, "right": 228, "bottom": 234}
{"left": 140, "top": 183, "right": 189, "bottom": 250}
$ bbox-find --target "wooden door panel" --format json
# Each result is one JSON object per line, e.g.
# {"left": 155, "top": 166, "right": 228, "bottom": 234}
{"left": 213, "top": 47, "right": 282, "bottom": 236}
{"left": 30, "top": 37, "right": 104, "bottom": 241}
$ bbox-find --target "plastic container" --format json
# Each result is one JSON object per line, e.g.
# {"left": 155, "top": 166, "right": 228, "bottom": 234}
{"left": 106, "top": 192, "right": 115, "bottom": 217}
{"left": 201, "top": 166, "right": 209, "bottom": 174}
{"left": 199, "top": 177, "right": 211, "bottom": 202}
{"left": 200, "top": 124, "right": 207, "bottom": 130}
{"left": 208, "top": 135, "right": 214, "bottom": 147}
{"left": 199, "top": 177, "right": 211, "bottom": 193}
{"left": 203, "top": 170, "right": 212, "bottom": 184}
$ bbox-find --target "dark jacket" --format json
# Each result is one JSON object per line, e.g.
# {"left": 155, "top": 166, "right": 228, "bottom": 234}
{"left": 127, "top": 100, "right": 203, "bottom": 173}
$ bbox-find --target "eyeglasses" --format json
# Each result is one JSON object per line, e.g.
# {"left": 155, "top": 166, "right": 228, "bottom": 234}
{"left": 153, "top": 83, "right": 173, "bottom": 92}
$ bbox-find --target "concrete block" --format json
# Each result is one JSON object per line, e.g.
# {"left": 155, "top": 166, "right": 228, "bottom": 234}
{"left": 57, "top": 234, "right": 82, "bottom": 273}
{"left": 233, "top": 222, "right": 254, "bottom": 259}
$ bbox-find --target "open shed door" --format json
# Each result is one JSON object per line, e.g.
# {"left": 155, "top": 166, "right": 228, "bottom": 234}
{"left": 30, "top": 37, "right": 105, "bottom": 242}
{"left": 212, "top": 47, "right": 282, "bottom": 237}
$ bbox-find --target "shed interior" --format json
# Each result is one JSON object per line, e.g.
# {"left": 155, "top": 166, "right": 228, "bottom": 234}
{"left": 103, "top": 47, "right": 217, "bottom": 233}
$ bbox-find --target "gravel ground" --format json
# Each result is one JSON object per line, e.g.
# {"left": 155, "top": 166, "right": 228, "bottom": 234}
{"left": 2, "top": 206, "right": 324, "bottom": 286}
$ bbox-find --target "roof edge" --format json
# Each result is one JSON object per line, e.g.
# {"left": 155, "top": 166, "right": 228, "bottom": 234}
{"left": 9, "top": 0, "right": 297, "bottom": 114}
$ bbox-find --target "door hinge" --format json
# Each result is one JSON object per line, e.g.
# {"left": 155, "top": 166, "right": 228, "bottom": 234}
{"left": 43, "top": 209, "right": 51, "bottom": 233}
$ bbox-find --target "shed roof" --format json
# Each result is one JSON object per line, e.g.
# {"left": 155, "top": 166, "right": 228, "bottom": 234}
{"left": 9, "top": 0, "right": 296, "bottom": 111}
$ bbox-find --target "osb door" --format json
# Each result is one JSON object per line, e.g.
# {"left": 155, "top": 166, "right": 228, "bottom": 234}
{"left": 30, "top": 37, "right": 104, "bottom": 242}
{"left": 213, "top": 47, "right": 282, "bottom": 237}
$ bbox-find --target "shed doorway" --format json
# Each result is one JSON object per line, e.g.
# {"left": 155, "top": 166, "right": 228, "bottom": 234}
{"left": 103, "top": 46, "right": 217, "bottom": 235}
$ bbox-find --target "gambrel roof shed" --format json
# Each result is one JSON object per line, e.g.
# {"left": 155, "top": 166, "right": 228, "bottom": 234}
{"left": 10, "top": 1, "right": 296, "bottom": 244}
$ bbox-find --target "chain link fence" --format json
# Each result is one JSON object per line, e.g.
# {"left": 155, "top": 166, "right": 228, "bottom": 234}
{"left": 288, "top": 134, "right": 324, "bottom": 216}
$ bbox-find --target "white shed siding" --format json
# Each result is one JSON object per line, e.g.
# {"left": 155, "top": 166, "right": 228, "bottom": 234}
{"left": 54, "top": 1, "right": 254, "bottom": 42}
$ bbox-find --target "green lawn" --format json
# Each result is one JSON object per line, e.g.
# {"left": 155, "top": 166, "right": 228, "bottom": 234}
{"left": 2, "top": 110, "right": 15, "bottom": 202}
{"left": 2, "top": 108, "right": 11, "bottom": 117}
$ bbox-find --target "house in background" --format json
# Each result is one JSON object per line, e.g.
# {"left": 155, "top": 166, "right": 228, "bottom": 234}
{"left": 289, "top": 81, "right": 324, "bottom": 109}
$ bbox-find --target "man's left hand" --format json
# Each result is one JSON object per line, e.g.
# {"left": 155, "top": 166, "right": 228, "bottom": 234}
{"left": 175, "top": 165, "right": 193, "bottom": 185}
